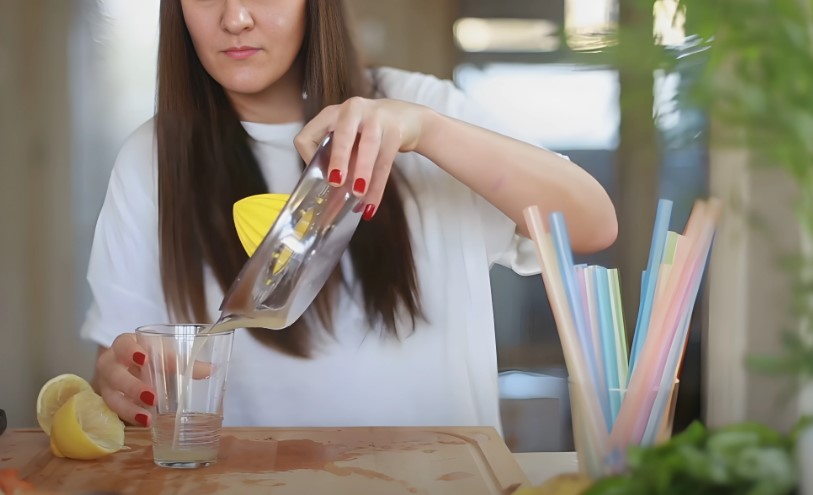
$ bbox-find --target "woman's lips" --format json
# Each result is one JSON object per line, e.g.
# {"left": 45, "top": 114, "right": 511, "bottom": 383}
{"left": 224, "top": 47, "right": 260, "bottom": 60}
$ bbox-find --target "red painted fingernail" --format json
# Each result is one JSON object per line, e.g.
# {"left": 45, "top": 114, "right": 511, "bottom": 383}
{"left": 363, "top": 204, "right": 376, "bottom": 221}
{"left": 133, "top": 352, "right": 146, "bottom": 366}
{"left": 328, "top": 169, "right": 342, "bottom": 185}
{"left": 353, "top": 178, "right": 366, "bottom": 194}
{"left": 135, "top": 413, "right": 149, "bottom": 427}
{"left": 140, "top": 391, "right": 155, "bottom": 406}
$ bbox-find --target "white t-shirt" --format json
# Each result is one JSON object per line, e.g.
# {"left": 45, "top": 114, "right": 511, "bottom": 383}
{"left": 80, "top": 67, "right": 542, "bottom": 431}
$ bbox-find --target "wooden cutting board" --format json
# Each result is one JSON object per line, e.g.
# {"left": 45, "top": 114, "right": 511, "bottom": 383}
{"left": 0, "top": 427, "right": 529, "bottom": 494}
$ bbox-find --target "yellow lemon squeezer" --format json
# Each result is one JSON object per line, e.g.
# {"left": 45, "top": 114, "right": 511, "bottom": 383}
{"left": 233, "top": 193, "right": 314, "bottom": 274}
{"left": 218, "top": 133, "right": 363, "bottom": 331}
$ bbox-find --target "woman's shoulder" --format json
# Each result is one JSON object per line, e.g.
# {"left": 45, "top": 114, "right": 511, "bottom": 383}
{"left": 107, "top": 117, "right": 158, "bottom": 199}
{"left": 117, "top": 118, "right": 156, "bottom": 164}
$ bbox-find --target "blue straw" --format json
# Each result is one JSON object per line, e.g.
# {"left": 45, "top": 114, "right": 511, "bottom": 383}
{"left": 595, "top": 266, "right": 621, "bottom": 423}
{"left": 549, "top": 212, "right": 611, "bottom": 427}
{"left": 629, "top": 199, "right": 673, "bottom": 376}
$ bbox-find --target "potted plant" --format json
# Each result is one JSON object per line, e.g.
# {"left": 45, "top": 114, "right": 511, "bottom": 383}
{"left": 631, "top": 0, "right": 813, "bottom": 492}
{"left": 682, "top": 0, "right": 813, "bottom": 491}
{"left": 510, "top": 2, "right": 811, "bottom": 492}
{"left": 592, "top": 0, "right": 813, "bottom": 492}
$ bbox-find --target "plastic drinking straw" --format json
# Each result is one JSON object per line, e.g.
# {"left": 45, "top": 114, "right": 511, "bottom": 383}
{"left": 629, "top": 199, "right": 674, "bottom": 374}
{"left": 654, "top": 233, "right": 681, "bottom": 299}
{"left": 641, "top": 298, "right": 693, "bottom": 445}
{"left": 630, "top": 271, "right": 645, "bottom": 373}
{"left": 641, "top": 246, "right": 698, "bottom": 444}
{"left": 645, "top": 207, "right": 722, "bottom": 439}
{"left": 628, "top": 268, "right": 646, "bottom": 376}
{"left": 614, "top": 201, "right": 721, "bottom": 448}
{"left": 595, "top": 266, "right": 621, "bottom": 424}
{"left": 523, "top": 206, "right": 609, "bottom": 467}
{"left": 613, "top": 204, "right": 706, "bottom": 447}
{"left": 654, "top": 264, "right": 673, "bottom": 301}
{"left": 664, "top": 231, "right": 680, "bottom": 264}
{"left": 610, "top": 201, "right": 711, "bottom": 449}
{"left": 570, "top": 378, "right": 607, "bottom": 477}
{"left": 549, "top": 212, "right": 609, "bottom": 421}
{"left": 608, "top": 269, "right": 629, "bottom": 393}
{"left": 581, "top": 265, "right": 606, "bottom": 410}
{"left": 642, "top": 223, "right": 716, "bottom": 445}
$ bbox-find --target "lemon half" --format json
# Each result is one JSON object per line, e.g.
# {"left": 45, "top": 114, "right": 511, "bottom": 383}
{"left": 510, "top": 474, "right": 593, "bottom": 495}
{"left": 49, "top": 390, "right": 125, "bottom": 460}
{"left": 36, "top": 373, "right": 93, "bottom": 434}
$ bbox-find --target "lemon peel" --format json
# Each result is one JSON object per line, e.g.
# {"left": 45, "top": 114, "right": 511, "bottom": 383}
{"left": 49, "top": 437, "right": 65, "bottom": 458}
{"left": 36, "top": 374, "right": 93, "bottom": 434}
{"left": 49, "top": 390, "right": 124, "bottom": 460}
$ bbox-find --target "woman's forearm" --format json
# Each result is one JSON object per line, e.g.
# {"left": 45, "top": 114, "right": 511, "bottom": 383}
{"left": 415, "top": 109, "right": 618, "bottom": 254}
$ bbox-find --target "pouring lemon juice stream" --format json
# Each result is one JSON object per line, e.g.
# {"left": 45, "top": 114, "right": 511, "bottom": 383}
{"left": 172, "top": 193, "right": 310, "bottom": 449}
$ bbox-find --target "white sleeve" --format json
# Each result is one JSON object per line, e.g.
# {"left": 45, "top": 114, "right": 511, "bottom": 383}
{"left": 79, "top": 120, "right": 169, "bottom": 348}
{"left": 375, "top": 68, "right": 551, "bottom": 275}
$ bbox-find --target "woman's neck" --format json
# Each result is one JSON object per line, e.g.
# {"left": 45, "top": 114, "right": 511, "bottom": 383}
{"left": 227, "top": 66, "right": 305, "bottom": 125}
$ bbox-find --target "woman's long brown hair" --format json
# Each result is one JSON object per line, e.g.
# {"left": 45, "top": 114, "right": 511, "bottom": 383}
{"left": 156, "top": 0, "right": 421, "bottom": 357}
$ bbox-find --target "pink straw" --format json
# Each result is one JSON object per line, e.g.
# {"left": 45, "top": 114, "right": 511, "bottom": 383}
{"left": 610, "top": 200, "right": 721, "bottom": 450}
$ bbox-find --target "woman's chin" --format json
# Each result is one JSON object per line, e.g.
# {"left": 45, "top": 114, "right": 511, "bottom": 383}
{"left": 216, "top": 71, "right": 282, "bottom": 98}
{"left": 221, "top": 81, "right": 273, "bottom": 97}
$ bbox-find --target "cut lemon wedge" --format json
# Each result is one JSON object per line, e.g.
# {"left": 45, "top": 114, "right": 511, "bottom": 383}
{"left": 50, "top": 437, "right": 65, "bottom": 458}
{"left": 509, "top": 474, "right": 593, "bottom": 495}
{"left": 36, "top": 373, "right": 93, "bottom": 435}
{"left": 49, "top": 390, "right": 124, "bottom": 460}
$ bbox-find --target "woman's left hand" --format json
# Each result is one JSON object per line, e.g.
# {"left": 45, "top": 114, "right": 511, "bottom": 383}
{"left": 295, "top": 97, "right": 429, "bottom": 221}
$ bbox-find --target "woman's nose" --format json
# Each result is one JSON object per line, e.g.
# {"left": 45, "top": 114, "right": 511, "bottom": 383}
{"left": 221, "top": 0, "right": 254, "bottom": 35}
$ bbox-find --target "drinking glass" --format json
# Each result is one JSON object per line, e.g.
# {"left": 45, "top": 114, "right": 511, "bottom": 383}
{"left": 135, "top": 324, "right": 234, "bottom": 468}
{"left": 569, "top": 378, "right": 679, "bottom": 478}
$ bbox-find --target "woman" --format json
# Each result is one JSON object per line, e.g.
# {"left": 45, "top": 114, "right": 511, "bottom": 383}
{"left": 85, "top": 0, "right": 617, "bottom": 431}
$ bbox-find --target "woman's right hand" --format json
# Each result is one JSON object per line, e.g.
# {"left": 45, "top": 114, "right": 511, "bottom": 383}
{"left": 93, "top": 334, "right": 154, "bottom": 427}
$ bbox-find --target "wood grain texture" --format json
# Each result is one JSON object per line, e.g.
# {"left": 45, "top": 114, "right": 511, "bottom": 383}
{"left": 1, "top": 427, "right": 529, "bottom": 494}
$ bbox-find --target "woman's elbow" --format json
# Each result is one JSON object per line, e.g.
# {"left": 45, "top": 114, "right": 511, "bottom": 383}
{"left": 573, "top": 198, "right": 618, "bottom": 254}
{"left": 594, "top": 211, "right": 619, "bottom": 252}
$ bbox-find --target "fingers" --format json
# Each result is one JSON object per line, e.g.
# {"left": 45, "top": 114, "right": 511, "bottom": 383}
{"left": 110, "top": 333, "right": 147, "bottom": 368}
{"left": 360, "top": 128, "right": 399, "bottom": 221}
{"left": 153, "top": 353, "right": 214, "bottom": 379}
{"left": 294, "top": 105, "right": 338, "bottom": 164}
{"left": 108, "top": 360, "right": 153, "bottom": 404}
{"left": 113, "top": 331, "right": 211, "bottom": 378}
{"left": 96, "top": 333, "right": 218, "bottom": 429}
{"left": 327, "top": 97, "right": 366, "bottom": 187}
{"left": 192, "top": 360, "right": 214, "bottom": 379}
{"left": 100, "top": 385, "right": 150, "bottom": 428}
{"left": 95, "top": 345, "right": 153, "bottom": 427}
{"left": 295, "top": 98, "right": 367, "bottom": 188}
{"left": 352, "top": 116, "right": 383, "bottom": 198}
{"left": 296, "top": 96, "right": 403, "bottom": 223}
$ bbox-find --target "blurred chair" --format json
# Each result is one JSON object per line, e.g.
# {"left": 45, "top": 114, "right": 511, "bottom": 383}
{"left": 498, "top": 368, "right": 574, "bottom": 452}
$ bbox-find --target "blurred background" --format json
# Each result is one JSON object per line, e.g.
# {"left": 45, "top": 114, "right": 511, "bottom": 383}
{"left": 1, "top": 0, "right": 810, "bottom": 452}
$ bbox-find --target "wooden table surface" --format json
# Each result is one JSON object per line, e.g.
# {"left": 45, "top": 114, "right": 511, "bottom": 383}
{"left": 0, "top": 427, "right": 530, "bottom": 494}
